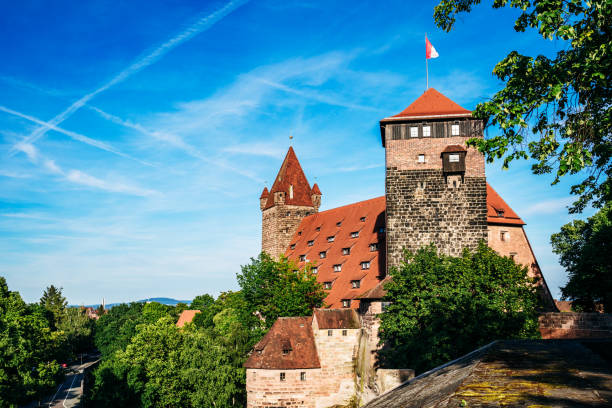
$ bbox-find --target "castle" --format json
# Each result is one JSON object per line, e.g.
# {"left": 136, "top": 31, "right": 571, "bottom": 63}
{"left": 244, "top": 88, "right": 555, "bottom": 407}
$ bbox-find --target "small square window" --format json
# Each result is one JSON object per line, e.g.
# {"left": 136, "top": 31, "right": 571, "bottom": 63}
{"left": 342, "top": 299, "right": 351, "bottom": 308}
{"left": 299, "top": 254, "right": 306, "bottom": 262}
{"left": 410, "top": 127, "right": 418, "bottom": 138}
{"left": 327, "top": 236, "right": 335, "bottom": 242}
{"left": 418, "top": 154, "right": 425, "bottom": 163}
{"left": 300, "top": 372, "right": 306, "bottom": 381}
{"left": 290, "top": 243, "right": 296, "bottom": 250}
{"left": 333, "top": 264, "right": 342, "bottom": 272}
{"left": 311, "top": 267, "right": 318, "bottom": 274}
{"left": 282, "top": 348, "right": 290, "bottom": 355}
{"left": 501, "top": 231, "right": 510, "bottom": 241}
{"left": 423, "top": 126, "right": 431, "bottom": 137}
{"left": 360, "top": 216, "right": 366, "bottom": 222}
{"left": 324, "top": 281, "right": 332, "bottom": 289}
{"left": 280, "top": 372, "right": 286, "bottom": 381}
{"left": 319, "top": 251, "right": 326, "bottom": 259}
{"left": 328, "top": 329, "right": 333, "bottom": 336}
{"left": 369, "top": 243, "right": 378, "bottom": 252}
{"left": 351, "top": 280, "right": 361, "bottom": 288}
{"left": 307, "top": 240, "right": 314, "bottom": 246}
{"left": 451, "top": 124, "right": 460, "bottom": 136}
{"left": 361, "top": 261, "right": 370, "bottom": 270}
{"left": 342, "top": 330, "right": 348, "bottom": 336}
{"left": 342, "top": 247, "right": 350, "bottom": 255}
{"left": 351, "top": 231, "right": 359, "bottom": 238}
{"left": 449, "top": 154, "right": 460, "bottom": 162}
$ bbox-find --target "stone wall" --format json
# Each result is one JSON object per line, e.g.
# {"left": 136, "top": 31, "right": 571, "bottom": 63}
{"left": 262, "top": 204, "right": 316, "bottom": 259}
{"left": 246, "top": 368, "right": 322, "bottom": 408}
{"left": 539, "top": 313, "right": 612, "bottom": 339}
{"left": 384, "top": 123, "right": 487, "bottom": 268}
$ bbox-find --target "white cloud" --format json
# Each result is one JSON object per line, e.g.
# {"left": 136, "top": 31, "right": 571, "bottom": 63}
{"left": 65, "top": 170, "right": 158, "bottom": 197}
{"left": 519, "top": 197, "right": 574, "bottom": 216}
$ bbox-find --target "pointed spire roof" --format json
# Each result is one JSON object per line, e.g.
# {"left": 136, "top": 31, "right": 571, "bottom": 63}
{"left": 381, "top": 88, "right": 472, "bottom": 122}
{"left": 260, "top": 186, "right": 269, "bottom": 199}
{"left": 264, "top": 147, "right": 314, "bottom": 210}
{"left": 311, "top": 183, "right": 321, "bottom": 195}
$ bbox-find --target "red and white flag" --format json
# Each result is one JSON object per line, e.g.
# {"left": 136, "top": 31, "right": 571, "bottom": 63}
{"left": 426, "top": 37, "right": 439, "bottom": 59}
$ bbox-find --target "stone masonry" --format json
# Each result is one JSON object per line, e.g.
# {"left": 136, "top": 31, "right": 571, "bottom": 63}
{"left": 262, "top": 203, "right": 317, "bottom": 259}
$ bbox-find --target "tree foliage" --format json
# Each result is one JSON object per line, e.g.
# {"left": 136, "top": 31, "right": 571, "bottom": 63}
{"left": 435, "top": 0, "right": 612, "bottom": 212}
{"left": 551, "top": 203, "right": 612, "bottom": 312}
{"left": 379, "top": 244, "right": 541, "bottom": 373}
{"left": 40, "top": 285, "right": 67, "bottom": 327}
{"left": 237, "top": 253, "right": 326, "bottom": 328}
{"left": 0, "top": 278, "right": 63, "bottom": 406}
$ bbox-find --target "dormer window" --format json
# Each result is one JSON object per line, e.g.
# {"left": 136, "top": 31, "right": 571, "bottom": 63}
{"left": 410, "top": 127, "right": 418, "bottom": 138}
{"left": 351, "top": 280, "right": 361, "bottom": 288}
{"left": 327, "top": 236, "right": 335, "bottom": 242}
{"left": 324, "top": 281, "right": 332, "bottom": 289}
{"left": 361, "top": 261, "right": 370, "bottom": 270}
{"left": 360, "top": 216, "right": 366, "bottom": 222}
{"left": 333, "top": 264, "right": 342, "bottom": 272}
{"left": 342, "top": 247, "right": 350, "bottom": 255}
{"left": 315, "top": 226, "right": 321, "bottom": 232}
{"left": 351, "top": 231, "right": 359, "bottom": 238}
{"left": 342, "top": 299, "right": 351, "bottom": 308}
{"left": 307, "top": 240, "right": 314, "bottom": 246}
{"left": 311, "top": 267, "right": 318, "bottom": 274}
{"left": 290, "top": 243, "right": 296, "bottom": 250}
{"left": 496, "top": 209, "right": 505, "bottom": 217}
{"left": 336, "top": 221, "right": 342, "bottom": 227}
{"left": 370, "top": 243, "right": 378, "bottom": 252}
{"left": 451, "top": 124, "right": 460, "bottom": 136}
{"left": 299, "top": 254, "right": 306, "bottom": 262}
{"left": 422, "top": 125, "right": 431, "bottom": 137}
{"left": 319, "top": 251, "right": 326, "bottom": 259}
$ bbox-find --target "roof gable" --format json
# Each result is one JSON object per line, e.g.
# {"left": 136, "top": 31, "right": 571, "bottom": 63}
{"left": 382, "top": 88, "right": 471, "bottom": 121}
{"left": 314, "top": 309, "right": 360, "bottom": 329}
{"left": 487, "top": 184, "right": 525, "bottom": 225}
{"left": 244, "top": 316, "right": 320, "bottom": 369}
{"left": 264, "top": 147, "right": 314, "bottom": 210}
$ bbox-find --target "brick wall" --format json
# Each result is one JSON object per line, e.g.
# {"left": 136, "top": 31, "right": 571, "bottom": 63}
{"left": 539, "top": 313, "right": 612, "bottom": 339}
{"left": 262, "top": 204, "right": 316, "bottom": 259}
{"left": 246, "top": 368, "right": 322, "bottom": 408}
{"left": 384, "top": 122, "right": 488, "bottom": 269}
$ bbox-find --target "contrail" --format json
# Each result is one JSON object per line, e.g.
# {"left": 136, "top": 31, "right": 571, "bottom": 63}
{"left": 0, "top": 105, "right": 153, "bottom": 167}
{"left": 10, "top": 0, "right": 249, "bottom": 152}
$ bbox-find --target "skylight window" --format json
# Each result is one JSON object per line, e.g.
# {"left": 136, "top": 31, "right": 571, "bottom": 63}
{"left": 336, "top": 221, "right": 342, "bottom": 227}
{"left": 361, "top": 261, "right": 371, "bottom": 270}
{"left": 307, "top": 240, "right": 314, "bottom": 246}
{"left": 423, "top": 125, "right": 431, "bottom": 137}
{"left": 324, "top": 281, "right": 332, "bottom": 289}
{"left": 290, "top": 243, "right": 296, "bottom": 250}
{"left": 327, "top": 236, "right": 335, "bottom": 242}
{"left": 315, "top": 226, "right": 321, "bottom": 231}
{"left": 370, "top": 243, "right": 378, "bottom": 252}
{"left": 351, "top": 280, "right": 361, "bottom": 288}
{"left": 350, "top": 231, "right": 359, "bottom": 238}
{"left": 342, "top": 247, "right": 350, "bottom": 255}
{"left": 319, "top": 251, "right": 326, "bottom": 259}
{"left": 299, "top": 255, "right": 306, "bottom": 262}
{"left": 333, "top": 264, "right": 342, "bottom": 272}
{"left": 360, "top": 216, "right": 366, "bottom": 222}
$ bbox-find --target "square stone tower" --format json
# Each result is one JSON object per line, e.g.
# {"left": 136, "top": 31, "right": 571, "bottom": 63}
{"left": 380, "top": 88, "right": 488, "bottom": 270}
{"left": 260, "top": 147, "right": 321, "bottom": 259}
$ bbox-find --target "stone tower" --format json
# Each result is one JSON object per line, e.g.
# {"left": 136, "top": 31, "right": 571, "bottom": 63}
{"left": 380, "top": 88, "right": 488, "bottom": 270}
{"left": 261, "top": 147, "right": 321, "bottom": 258}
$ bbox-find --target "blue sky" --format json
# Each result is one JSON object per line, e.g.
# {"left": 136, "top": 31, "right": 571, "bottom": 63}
{"left": 0, "top": 0, "right": 592, "bottom": 304}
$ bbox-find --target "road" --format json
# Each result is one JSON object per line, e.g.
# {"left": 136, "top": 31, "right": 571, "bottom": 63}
{"left": 22, "top": 354, "right": 100, "bottom": 408}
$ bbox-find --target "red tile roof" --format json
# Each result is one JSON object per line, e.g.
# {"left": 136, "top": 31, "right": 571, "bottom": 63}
{"left": 311, "top": 183, "right": 321, "bottom": 195}
{"left": 381, "top": 88, "right": 472, "bottom": 122}
{"left": 264, "top": 147, "right": 314, "bottom": 210}
{"left": 260, "top": 186, "right": 269, "bottom": 199}
{"left": 314, "top": 309, "right": 360, "bottom": 329}
{"left": 285, "top": 196, "right": 386, "bottom": 309}
{"left": 285, "top": 184, "right": 526, "bottom": 308}
{"left": 244, "top": 316, "right": 321, "bottom": 369}
{"left": 176, "top": 310, "right": 200, "bottom": 327}
{"left": 487, "top": 184, "right": 525, "bottom": 225}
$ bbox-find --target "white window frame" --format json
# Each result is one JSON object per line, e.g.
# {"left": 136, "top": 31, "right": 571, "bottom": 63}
{"left": 342, "top": 299, "right": 351, "bottom": 308}
{"left": 311, "top": 267, "right": 318, "bottom": 274}
{"left": 451, "top": 124, "right": 460, "bottom": 136}
{"left": 361, "top": 261, "right": 370, "bottom": 270}
{"left": 449, "top": 154, "right": 460, "bottom": 162}
{"left": 418, "top": 154, "right": 425, "bottom": 163}
{"left": 410, "top": 127, "right": 418, "bottom": 138}
{"left": 319, "top": 251, "right": 326, "bottom": 258}
{"left": 422, "top": 126, "right": 431, "bottom": 137}
{"left": 333, "top": 264, "right": 342, "bottom": 272}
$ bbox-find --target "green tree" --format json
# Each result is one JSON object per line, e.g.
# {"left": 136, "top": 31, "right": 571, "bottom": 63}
{"left": 379, "top": 244, "right": 541, "bottom": 373}
{"left": 94, "top": 302, "right": 145, "bottom": 359}
{"left": 551, "top": 203, "right": 612, "bottom": 312}
{"left": 434, "top": 0, "right": 612, "bottom": 212}
{"left": 237, "top": 253, "right": 326, "bottom": 327}
{"left": 0, "top": 277, "right": 62, "bottom": 406}
{"left": 57, "top": 307, "right": 96, "bottom": 358}
{"left": 40, "top": 285, "right": 67, "bottom": 327}
{"left": 190, "top": 293, "right": 214, "bottom": 311}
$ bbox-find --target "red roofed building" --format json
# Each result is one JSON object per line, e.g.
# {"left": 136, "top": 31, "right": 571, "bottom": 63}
{"left": 248, "top": 88, "right": 555, "bottom": 407}
{"left": 176, "top": 309, "right": 200, "bottom": 328}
